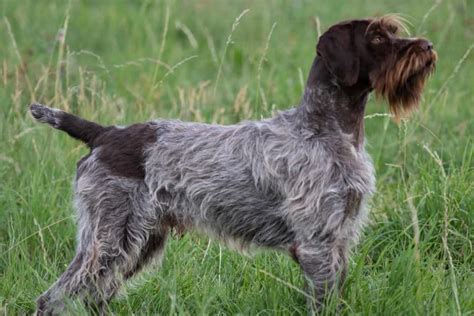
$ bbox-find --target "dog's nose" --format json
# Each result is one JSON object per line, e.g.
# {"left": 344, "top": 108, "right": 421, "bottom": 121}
{"left": 420, "top": 40, "right": 433, "bottom": 51}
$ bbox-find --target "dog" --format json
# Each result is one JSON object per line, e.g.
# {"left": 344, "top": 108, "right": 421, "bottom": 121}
{"left": 30, "top": 15, "right": 436, "bottom": 314}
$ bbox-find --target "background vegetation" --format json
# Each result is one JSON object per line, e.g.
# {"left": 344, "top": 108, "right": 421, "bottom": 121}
{"left": 1, "top": 0, "right": 473, "bottom": 314}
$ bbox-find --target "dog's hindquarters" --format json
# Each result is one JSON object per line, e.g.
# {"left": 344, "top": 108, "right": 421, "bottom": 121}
{"left": 37, "top": 154, "right": 168, "bottom": 314}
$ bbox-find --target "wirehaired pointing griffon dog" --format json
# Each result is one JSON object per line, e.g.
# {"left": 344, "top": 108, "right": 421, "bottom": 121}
{"left": 31, "top": 15, "right": 436, "bottom": 314}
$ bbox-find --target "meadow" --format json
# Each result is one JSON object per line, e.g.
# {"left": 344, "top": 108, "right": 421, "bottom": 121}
{"left": 1, "top": 0, "right": 473, "bottom": 314}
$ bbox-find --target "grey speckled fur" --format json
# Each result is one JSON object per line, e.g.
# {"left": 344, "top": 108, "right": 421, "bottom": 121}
{"left": 146, "top": 85, "right": 375, "bottom": 249}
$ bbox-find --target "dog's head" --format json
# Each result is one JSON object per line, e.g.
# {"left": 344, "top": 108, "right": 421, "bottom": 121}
{"left": 316, "top": 15, "right": 437, "bottom": 119}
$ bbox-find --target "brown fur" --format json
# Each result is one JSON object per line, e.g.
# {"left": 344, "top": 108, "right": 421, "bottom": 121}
{"left": 368, "top": 15, "right": 437, "bottom": 120}
{"left": 315, "top": 15, "right": 436, "bottom": 126}
{"left": 92, "top": 123, "right": 158, "bottom": 179}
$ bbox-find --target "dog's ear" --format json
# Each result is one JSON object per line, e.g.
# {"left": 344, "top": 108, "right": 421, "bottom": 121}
{"left": 316, "top": 23, "right": 360, "bottom": 86}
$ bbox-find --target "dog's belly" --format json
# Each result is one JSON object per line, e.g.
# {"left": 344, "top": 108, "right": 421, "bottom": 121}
{"left": 196, "top": 199, "right": 295, "bottom": 248}
{"left": 150, "top": 158, "right": 295, "bottom": 248}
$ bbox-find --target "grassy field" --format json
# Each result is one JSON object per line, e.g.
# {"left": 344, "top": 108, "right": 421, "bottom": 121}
{"left": 1, "top": 0, "right": 473, "bottom": 314}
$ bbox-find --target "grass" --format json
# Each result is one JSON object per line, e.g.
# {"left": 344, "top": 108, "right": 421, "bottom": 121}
{"left": 1, "top": 0, "right": 473, "bottom": 314}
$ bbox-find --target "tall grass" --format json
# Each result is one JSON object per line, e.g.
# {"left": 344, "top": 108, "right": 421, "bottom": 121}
{"left": 1, "top": 0, "right": 473, "bottom": 314}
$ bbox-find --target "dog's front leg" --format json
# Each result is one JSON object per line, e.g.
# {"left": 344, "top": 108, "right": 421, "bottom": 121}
{"left": 292, "top": 238, "right": 348, "bottom": 313}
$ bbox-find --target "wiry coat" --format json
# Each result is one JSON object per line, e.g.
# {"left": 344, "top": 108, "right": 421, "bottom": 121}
{"left": 31, "top": 15, "right": 436, "bottom": 315}
{"left": 145, "top": 86, "right": 375, "bottom": 249}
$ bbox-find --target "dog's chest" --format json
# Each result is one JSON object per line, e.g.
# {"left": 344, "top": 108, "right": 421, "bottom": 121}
{"left": 339, "top": 146, "right": 375, "bottom": 230}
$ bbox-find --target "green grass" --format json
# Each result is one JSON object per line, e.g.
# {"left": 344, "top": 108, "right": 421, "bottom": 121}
{"left": 1, "top": 0, "right": 473, "bottom": 314}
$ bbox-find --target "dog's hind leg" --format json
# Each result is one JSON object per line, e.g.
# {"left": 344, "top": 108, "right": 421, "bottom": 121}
{"left": 36, "top": 251, "right": 86, "bottom": 315}
{"left": 123, "top": 229, "right": 169, "bottom": 280}
{"left": 36, "top": 177, "right": 167, "bottom": 315}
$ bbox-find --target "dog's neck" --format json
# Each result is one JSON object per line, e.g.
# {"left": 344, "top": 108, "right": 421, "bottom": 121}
{"left": 299, "top": 57, "right": 371, "bottom": 150}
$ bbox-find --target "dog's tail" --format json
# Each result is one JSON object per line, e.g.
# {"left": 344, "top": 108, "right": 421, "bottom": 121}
{"left": 30, "top": 103, "right": 107, "bottom": 147}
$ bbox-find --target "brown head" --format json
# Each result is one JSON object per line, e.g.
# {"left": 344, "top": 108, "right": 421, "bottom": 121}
{"left": 316, "top": 15, "right": 437, "bottom": 120}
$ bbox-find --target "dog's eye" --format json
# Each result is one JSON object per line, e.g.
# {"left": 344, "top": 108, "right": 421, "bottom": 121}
{"left": 388, "top": 26, "right": 398, "bottom": 34}
{"left": 372, "top": 36, "right": 384, "bottom": 44}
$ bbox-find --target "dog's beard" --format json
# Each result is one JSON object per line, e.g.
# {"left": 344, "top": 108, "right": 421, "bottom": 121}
{"left": 372, "top": 49, "right": 437, "bottom": 121}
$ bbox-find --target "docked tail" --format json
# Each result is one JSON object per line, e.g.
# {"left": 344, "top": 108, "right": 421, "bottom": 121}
{"left": 30, "top": 103, "right": 107, "bottom": 148}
